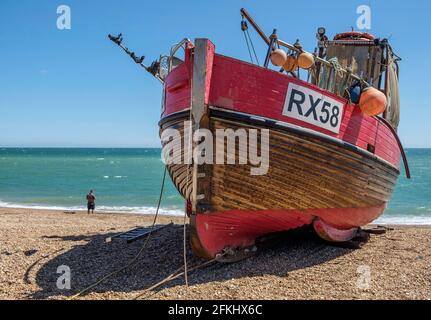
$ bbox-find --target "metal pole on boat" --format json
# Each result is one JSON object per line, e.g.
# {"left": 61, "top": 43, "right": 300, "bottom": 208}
{"left": 108, "top": 33, "right": 163, "bottom": 83}
{"left": 264, "top": 29, "right": 277, "bottom": 68}
{"left": 240, "top": 8, "right": 271, "bottom": 45}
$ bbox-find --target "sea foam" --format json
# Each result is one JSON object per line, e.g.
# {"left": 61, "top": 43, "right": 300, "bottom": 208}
{"left": 0, "top": 200, "right": 183, "bottom": 216}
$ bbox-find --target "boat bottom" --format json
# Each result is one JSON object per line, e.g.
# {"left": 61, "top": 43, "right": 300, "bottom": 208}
{"left": 190, "top": 204, "right": 386, "bottom": 259}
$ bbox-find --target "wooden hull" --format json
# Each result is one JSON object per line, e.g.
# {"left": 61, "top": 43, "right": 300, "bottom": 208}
{"left": 159, "top": 39, "right": 401, "bottom": 259}
{"left": 160, "top": 110, "right": 399, "bottom": 258}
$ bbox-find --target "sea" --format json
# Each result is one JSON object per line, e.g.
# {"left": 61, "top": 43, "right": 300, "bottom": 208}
{"left": 0, "top": 148, "right": 430, "bottom": 224}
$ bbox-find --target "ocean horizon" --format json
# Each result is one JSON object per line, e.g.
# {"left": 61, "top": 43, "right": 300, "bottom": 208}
{"left": 0, "top": 147, "right": 430, "bottom": 224}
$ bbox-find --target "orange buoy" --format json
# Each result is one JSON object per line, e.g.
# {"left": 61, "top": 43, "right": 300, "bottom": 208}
{"left": 270, "top": 49, "right": 287, "bottom": 67}
{"left": 359, "top": 87, "right": 387, "bottom": 116}
{"left": 283, "top": 55, "right": 298, "bottom": 72}
{"left": 297, "top": 52, "right": 315, "bottom": 69}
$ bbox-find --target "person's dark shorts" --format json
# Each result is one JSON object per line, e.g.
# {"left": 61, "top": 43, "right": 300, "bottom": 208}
{"left": 87, "top": 203, "right": 95, "bottom": 210}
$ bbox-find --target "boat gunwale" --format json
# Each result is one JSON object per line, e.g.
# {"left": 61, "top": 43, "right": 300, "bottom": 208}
{"left": 158, "top": 107, "right": 401, "bottom": 174}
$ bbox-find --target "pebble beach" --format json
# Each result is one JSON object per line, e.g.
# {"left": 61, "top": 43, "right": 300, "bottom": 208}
{"left": 0, "top": 207, "right": 430, "bottom": 300}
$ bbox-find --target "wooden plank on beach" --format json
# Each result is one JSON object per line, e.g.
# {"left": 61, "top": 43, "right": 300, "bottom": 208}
{"left": 105, "top": 223, "right": 173, "bottom": 244}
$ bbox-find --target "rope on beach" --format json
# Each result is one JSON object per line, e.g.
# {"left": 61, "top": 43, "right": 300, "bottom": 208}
{"left": 68, "top": 166, "right": 168, "bottom": 300}
{"left": 183, "top": 116, "right": 193, "bottom": 287}
{"left": 24, "top": 248, "right": 66, "bottom": 286}
{"left": 182, "top": 210, "right": 189, "bottom": 286}
{"left": 133, "top": 258, "right": 218, "bottom": 300}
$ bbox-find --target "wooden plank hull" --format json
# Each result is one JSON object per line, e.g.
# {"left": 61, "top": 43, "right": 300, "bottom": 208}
{"left": 160, "top": 110, "right": 399, "bottom": 258}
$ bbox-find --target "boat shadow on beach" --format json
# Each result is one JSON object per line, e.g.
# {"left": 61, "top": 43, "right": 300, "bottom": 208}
{"left": 31, "top": 224, "right": 357, "bottom": 299}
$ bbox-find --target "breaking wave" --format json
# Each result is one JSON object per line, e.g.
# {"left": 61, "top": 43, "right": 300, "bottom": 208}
{"left": 0, "top": 200, "right": 183, "bottom": 216}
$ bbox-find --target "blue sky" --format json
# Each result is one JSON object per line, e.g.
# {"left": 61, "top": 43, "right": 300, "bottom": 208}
{"left": 0, "top": 0, "right": 429, "bottom": 147}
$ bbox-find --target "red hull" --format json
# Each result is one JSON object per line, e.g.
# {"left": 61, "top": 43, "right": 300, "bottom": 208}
{"left": 193, "top": 205, "right": 386, "bottom": 257}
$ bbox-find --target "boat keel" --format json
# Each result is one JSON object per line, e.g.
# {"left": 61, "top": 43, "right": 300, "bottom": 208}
{"left": 190, "top": 205, "right": 387, "bottom": 259}
{"left": 312, "top": 218, "right": 360, "bottom": 242}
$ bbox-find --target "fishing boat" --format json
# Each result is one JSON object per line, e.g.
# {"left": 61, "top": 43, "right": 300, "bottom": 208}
{"left": 109, "top": 8, "right": 409, "bottom": 260}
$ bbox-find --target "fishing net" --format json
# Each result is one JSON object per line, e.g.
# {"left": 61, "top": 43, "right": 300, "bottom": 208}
{"left": 385, "top": 52, "right": 400, "bottom": 130}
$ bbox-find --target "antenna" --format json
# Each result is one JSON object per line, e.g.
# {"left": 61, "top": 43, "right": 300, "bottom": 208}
{"left": 108, "top": 33, "right": 162, "bottom": 83}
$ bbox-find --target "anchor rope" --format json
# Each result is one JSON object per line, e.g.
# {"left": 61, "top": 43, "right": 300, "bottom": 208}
{"left": 183, "top": 110, "right": 194, "bottom": 287}
{"left": 134, "top": 112, "right": 221, "bottom": 300}
{"left": 133, "top": 258, "right": 218, "bottom": 300}
{"left": 68, "top": 165, "right": 168, "bottom": 300}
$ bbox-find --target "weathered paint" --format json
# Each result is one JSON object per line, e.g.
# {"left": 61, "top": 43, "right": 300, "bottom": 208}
{"left": 162, "top": 49, "right": 401, "bottom": 168}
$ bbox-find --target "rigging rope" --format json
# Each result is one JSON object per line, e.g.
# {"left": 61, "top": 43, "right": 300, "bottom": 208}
{"left": 246, "top": 28, "right": 260, "bottom": 65}
{"left": 244, "top": 33, "right": 254, "bottom": 64}
{"left": 241, "top": 19, "right": 259, "bottom": 65}
{"left": 68, "top": 166, "right": 168, "bottom": 300}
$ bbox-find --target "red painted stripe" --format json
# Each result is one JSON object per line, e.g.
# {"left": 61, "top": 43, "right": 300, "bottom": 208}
{"left": 162, "top": 48, "right": 401, "bottom": 168}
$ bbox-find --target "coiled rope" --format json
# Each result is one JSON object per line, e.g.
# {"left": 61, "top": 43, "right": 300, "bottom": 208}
{"left": 68, "top": 165, "right": 168, "bottom": 300}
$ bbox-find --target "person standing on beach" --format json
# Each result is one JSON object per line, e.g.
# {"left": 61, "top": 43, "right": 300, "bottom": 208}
{"left": 86, "top": 190, "right": 96, "bottom": 214}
